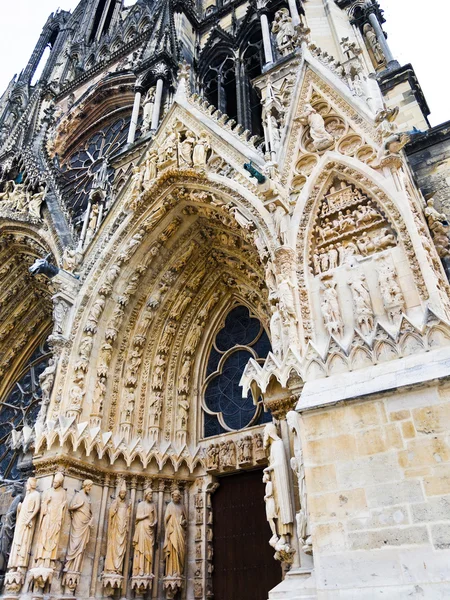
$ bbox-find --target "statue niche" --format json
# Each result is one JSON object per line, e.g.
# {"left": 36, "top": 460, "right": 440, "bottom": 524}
{"left": 310, "top": 178, "right": 398, "bottom": 277}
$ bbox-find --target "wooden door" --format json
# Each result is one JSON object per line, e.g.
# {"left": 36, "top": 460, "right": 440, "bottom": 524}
{"left": 212, "top": 469, "right": 282, "bottom": 600}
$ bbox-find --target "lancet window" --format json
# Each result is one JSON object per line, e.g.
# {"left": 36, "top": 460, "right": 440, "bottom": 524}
{"left": 0, "top": 340, "right": 50, "bottom": 480}
{"left": 203, "top": 305, "right": 272, "bottom": 438}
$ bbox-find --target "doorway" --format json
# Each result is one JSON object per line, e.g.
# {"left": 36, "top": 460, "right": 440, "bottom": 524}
{"left": 212, "top": 469, "right": 282, "bottom": 600}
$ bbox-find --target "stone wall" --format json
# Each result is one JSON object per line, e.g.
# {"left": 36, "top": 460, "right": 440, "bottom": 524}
{"left": 407, "top": 121, "right": 450, "bottom": 217}
{"left": 302, "top": 382, "right": 450, "bottom": 598}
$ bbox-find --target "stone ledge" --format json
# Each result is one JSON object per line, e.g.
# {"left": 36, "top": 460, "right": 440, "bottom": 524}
{"left": 298, "top": 346, "right": 450, "bottom": 411}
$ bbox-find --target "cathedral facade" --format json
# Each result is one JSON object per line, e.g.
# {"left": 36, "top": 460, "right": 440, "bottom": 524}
{"left": 0, "top": 0, "right": 450, "bottom": 598}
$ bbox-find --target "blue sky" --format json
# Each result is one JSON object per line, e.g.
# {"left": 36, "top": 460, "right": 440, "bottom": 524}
{"left": 0, "top": 0, "right": 448, "bottom": 126}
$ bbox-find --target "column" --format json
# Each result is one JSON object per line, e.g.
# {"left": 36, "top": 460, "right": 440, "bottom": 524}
{"left": 367, "top": 11, "right": 395, "bottom": 65}
{"left": 260, "top": 13, "right": 274, "bottom": 65}
{"left": 288, "top": 0, "right": 301, "bottom": 26}
{"left": 123, "top": 477, "right": 137, "bottom": 597}
{"left": 151, "top": 78, "right": 164, "bottom": 131}
{"left": 90, "top": 475, "right": 111, "bottom": 597}
{"left": 127, "top": 88, "right": 142, "bottom": 144}
{"left": 77, "top": 199, "right": 92, "bottom": 251}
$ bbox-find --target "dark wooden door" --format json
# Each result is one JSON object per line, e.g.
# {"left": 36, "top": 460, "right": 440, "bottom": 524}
{"left": 212, "top": 469, "right": 282, "bottom": 600}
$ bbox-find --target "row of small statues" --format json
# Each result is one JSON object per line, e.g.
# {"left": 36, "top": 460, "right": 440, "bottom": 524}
{"left": 313, "top": 226, "right": 396, "bottom": 275}
{"left": 206, "top": 432, "right": 266, "bottom": 470}
{"left": 129, "top": 128, "right": 211, "bottom": 203}
{"left": 1, "top": 475, "right": 187, "bottom": 597}
{"left": 316, "top": 201, "right": 383, "bottom": 243}
{"left": 320, "top": 183, "right": 367, "bottom": 217}
{"left": 0, "top": 180, "right": 46, "bottom": 219}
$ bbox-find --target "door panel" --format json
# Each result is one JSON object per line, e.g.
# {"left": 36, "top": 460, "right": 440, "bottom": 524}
{"left": 212, "top": 469, "right": 282, "bottom": 600}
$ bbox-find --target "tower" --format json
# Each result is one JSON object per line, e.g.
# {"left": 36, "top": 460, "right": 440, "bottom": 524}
{"left": 0, "top": 1, "right": 449, "bottom": 598}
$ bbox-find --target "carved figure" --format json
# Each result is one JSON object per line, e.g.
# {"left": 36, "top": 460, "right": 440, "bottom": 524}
{"left": 163, "top": 490, "right": 187, "bottom": 577}
{"left": 62, "top": 247, "right": 79, "bottom": 273}
{"left": 268, "top": 203, "right": 290, "bottom": 246}
{"left": 129, "top": 166, "right": 145, "bottom": 203}
{"left": 299, "top": 103, "right": 334, "bottom": 151}
{"left": 321, "top": 282, "right": 343, "bottom": 337}
{"left": 158, "top": 127, "right": 177, "bottom": 163}
{"left": 85, "top": 297, "right": 106, "bottom": 333}
{"left": 263, "top": 423, "right": 294, "bottom": 555}
{"left": 141, "top": 87, "right": 156, "bottom": 134}
{"left": 376, "top": 260, "right": 404, "bottom": 320}
{"left": 0, "top": 485, "right": 23, "bottom": 577}
{"left": 270, "top": 305, "right": 283, "bottom": 357}
{"left": 7, "top": 478, "right": 40, "bottom": 571}
{"left": 425, "top": 198, "right": 448, "bottom": 231}
{"left": 272, "top": 8, "right": 296, "bottom": 56}
{"left": 34, "top": 472, "right": 67, "bottom": 569}
{"left": 206, "top": 444, "right": 219, "bottom": 470}
{"left": 286, "top": 411, "right": 312, "bottom": 554}
{"left": 28, "top": 186, "right": 46, "bottom": 219}
{"left": 64, "top": 480, "right": 93, "bottom": 578}
{"left": 132, "top": 488, "right": 157, "bottom": 578}
{"left": 263, "top": 472, "right": 278, "bottom": 543}
{"left": 349, "top": 274, "right": 374, "bottom": 335}
{"left": 363, "top": 23, "right": 385, "bottom": 65}
{"left": 179, "top": 131, "right": 196, "bottom": 166}
{"left": 85, "top": 203, "right": 99, "bottom": 244}
{"left": 39, "top": 358, "right": 56, "bottom": 403}
{"left": 104, "top": 481, "right": 130, "bottom": 575}
{"left": 193, "top": 131, "right": 210, "bottom": 167}
{"left": 144, "top": 150, "right": 158, "bottom": 185}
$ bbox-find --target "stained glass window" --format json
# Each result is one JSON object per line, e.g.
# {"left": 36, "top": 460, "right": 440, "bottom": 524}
{"left": 0, "top": 340, "right": 51, "bottom": 480}
{"left": 58, "top": 117, "right": 130, "bottom": 227}
{"left": 203, "top": 306, "right": 271, "bottom": 438}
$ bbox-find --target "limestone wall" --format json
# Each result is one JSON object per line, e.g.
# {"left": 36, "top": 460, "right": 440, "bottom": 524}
{"left": 302, "top": 383, "right": 450, "bottom": 598}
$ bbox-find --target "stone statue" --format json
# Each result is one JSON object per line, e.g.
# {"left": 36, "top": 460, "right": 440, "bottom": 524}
{"left": 193, "top": 131, "right": 210, "bottom": 167}
{"left": 363, "top": 23, "right": 385, "bottom": 66}
{"left": 141, "top": 87, "right": 156, "bottom": 134}
{"left": 299, "top": 103, "right": 334, "bottom": 151}
{"left": 272, "top": 8, "right": 297, "bottom": 57}
{"left": 63, "top": 480, "right": 93, "bottom": 586}
{"left": 348, "top": 274, "right": 374, "bottom": 335}
{"left": 104, "top": 480, "right": 131, "bottom": 577}
{"left": 286, "top": 411, "right": 312, "bottom": 555}
{"left": 33, "top": 472, "right": 67, "bottom": 569}
{"left": 0, "top": 484, "right": 23, "bottom": 580}
{"left": 28, "top": 186, "right": 46, "bottom": 219}
{"left": 376, "top": 260, "right": 404, "bottom": 321}
{"left": 263, "top": 423, "right": 295, "bottom": 558}
{"left": 270, "top": 305, "right": 283, "bottom": 357}
{"left": 179, "top": 130, "right": 196, "bottom": 166}
{"left": 129, "top": 165, "right": 145, "bottom": 204}
{"left": 144, "top": 150, "right": 158, "bottom": 185}
{"left": 163, "top": 489, "right": 187, "bottom": 580}
{"left": 132, "top": 488, "right": 157, "bottom": 580}
{"left": 263, "top": 472, "right": 278, "bottom": 543}
{"left": 425, "top": 198, "right": 448, "bottom": 231}
{"left": 321, "top": 282, "right": 343, "bottom": 337}
{"left": 268, "top": 202, "right": 290, "bottom": 246}
{"left": 85, "top": 203, "right": 99, "bottom": 245}
{"left": 5, "top": 478, "right": 40, "bottom": 592}
{"left": 62, "top": 247, "right": 79, "bottom": 273}
{"left": 158, "top": 127, "right": 178, "bottom": 163}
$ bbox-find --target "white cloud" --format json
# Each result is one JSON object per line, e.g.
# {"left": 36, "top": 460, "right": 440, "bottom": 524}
{"left": 0, "top": 0, "right": 448, "bottom": 127}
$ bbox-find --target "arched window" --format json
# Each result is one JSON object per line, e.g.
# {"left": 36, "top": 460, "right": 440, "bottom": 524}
{"left": 203, "top": 54, "right": 238, "bottom": 121}
{"left": 202, "top": 305, "right": 272, "bottom": 438}
{"left": 0, "top": 340, "right": 51, "bottom": 480}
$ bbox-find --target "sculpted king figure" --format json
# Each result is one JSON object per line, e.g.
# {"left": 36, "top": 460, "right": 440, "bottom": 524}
{"left": 5, "top": 478, "right": 40, "bottom": 592}
{"left": 163, "top": 489, "right": 187, "bottom": 598}
{"left": 263, "top": 423, "right": 295, "bottom": 560}
{"left": 33, "top": 473, "right": 67, "bottom": 568}
{"left": 63, "top": 480, "right": 94, "bottom": 590}
{"left": 132, "top": 488, "right": 157, "bottom": 590}
{"left": 104, "top": 480, "right": 131, "bottom": 581}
